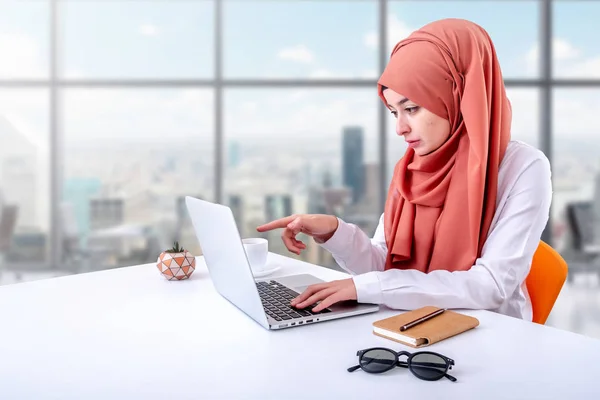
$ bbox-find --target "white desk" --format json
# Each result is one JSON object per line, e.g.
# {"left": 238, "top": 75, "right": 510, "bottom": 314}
{"left": 1, "top": 252, "right": 599, "bottom": 399}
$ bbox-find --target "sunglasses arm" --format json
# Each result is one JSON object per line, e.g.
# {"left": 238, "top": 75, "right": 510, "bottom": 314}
{"left": 347, "top": 365, "right": 361, "bottom": 372}
{"left": 445, "top": 373, "right": 457, "bottom": 382}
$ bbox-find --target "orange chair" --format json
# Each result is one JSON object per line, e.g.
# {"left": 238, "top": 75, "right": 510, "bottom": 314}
{"left": 525, "top": 241, "right": 568, "bottom": 324}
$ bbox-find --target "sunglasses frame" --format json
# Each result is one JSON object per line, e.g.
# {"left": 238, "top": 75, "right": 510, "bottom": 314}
{"left": 347, "top": 347, "right": 457, "bottom": 382}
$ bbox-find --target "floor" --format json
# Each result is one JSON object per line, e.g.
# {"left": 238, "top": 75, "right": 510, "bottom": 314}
{"left": 545, "top": 272, "right": 600, "bottom": 339}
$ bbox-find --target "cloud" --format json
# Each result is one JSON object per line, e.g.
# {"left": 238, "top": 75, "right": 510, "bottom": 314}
{"left": 553, "top": 38, "right": 581, "bottom": 61}
{"left": 526, "top": 38, "right": 581, "bottom": 70}
{"left": 364, "top": 32, "right": 377, "bottom": 49}
{"left": 288, "top": 90, "right": 309, "bottom": 102}
{"left": 225, "top": 89, "right": 379, "bottom": 163}
{"left": 278, "top": 44, "right": 314, "bottom": 64}
{"left": 505, "top": 87, "right": 600, "bottom": 144}
{"left": 241, "top": 101, "right": 258, "bottom": 114}
{"left": 0, "top": 33, "right": 46, "bottom": 78}
{"left": 227, "top": 90, "right": 374, "bottom": 136}
{"left": 310, "top": 70, "right": 377, "bottom": 79}
{"left": 553, "top": 89, "right": 600, "bottom": 137}
{"left": 308, "top": 69, "right": 336, "bottom": 79}
{"left": 0, "top": 91, "right": 51, "bottom": 232}
{"left": 138, "top": 23, "right": 159, "bottom": 37}
{"left": 558, "top": 56, "right": 600, "bottom": 79}
{"left": 64, "top": 89, "right": 214, "bottom": 146}
{"left": 505, "top": 88, "right": 539, "bottom": 145}
{"left": 360, "top": 69, "right": 378, "bottom": 79}
{"left": 525, "top": 38, "right": 600, "bottom": 78}
{"left": 64, "top": 67, "right": 87, "bottom": 79}
{"left": 308, "top": 69, "right": 357, "bottom": 79}
{"left": 364, "top": 15, "right": 414, "bottom": 53}
{"left": 0, "top": 90, "right": 48, "bottom": 150}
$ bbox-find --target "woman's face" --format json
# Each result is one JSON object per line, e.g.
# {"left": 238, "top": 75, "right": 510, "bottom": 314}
{"left": 383, "top": 88, "right": 451, "bottom": 156}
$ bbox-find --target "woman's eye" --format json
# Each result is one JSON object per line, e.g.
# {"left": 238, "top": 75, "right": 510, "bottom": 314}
{"left": 405, "top": 106, "right": 420, "bottom": 114}
{"left": 390, "top": 110, "right": 398, "bottom": 118}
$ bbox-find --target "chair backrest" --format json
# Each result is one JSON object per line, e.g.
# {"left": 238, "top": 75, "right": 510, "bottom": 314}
{"left": 525, "top": 241, "right": 568, "bottom": 324}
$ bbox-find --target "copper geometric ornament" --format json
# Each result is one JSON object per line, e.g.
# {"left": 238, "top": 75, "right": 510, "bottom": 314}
{"left": 156, "top": 249, "right": 196, "bottom": 280}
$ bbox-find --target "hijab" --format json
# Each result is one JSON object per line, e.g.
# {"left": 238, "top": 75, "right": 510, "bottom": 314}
{"left": 378, "top": 18, "right": 511, "bottom": 273}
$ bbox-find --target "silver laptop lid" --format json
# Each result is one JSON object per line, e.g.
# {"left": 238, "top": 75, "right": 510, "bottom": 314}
{"left": 185, "top": 196, "right": 269, "bottom": 329}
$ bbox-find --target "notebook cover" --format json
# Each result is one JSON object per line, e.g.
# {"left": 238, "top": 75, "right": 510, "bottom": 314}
{"left": 372, "top": 306, "right": 480, "bottom": 348}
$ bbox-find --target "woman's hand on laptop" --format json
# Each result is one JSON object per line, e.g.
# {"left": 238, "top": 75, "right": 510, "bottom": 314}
{"left": 256, "top": 214, "right": 339, "bottom": 255}
{"left": 290, "top": 278, "right": 357, "bottom": 312}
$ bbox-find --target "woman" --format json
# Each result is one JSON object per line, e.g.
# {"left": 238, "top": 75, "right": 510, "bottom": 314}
{"left": 256, "top": 18, "right": 552, "bottom": 321}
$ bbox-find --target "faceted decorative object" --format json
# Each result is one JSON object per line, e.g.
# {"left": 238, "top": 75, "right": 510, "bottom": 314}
{"left": 156, "top": 241, "right": 196, "bottom": 280}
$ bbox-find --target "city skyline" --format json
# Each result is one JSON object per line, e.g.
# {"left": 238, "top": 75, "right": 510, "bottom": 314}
{"left": 2, "top": 0, "right": 600, "bottom": 268}
{"left": 4, "top": 112, "right": 600, "bottom": 268}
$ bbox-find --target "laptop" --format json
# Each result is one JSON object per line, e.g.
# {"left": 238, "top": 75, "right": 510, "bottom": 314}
{"left": 185, "top": 196, "right": 379, "bottom": 330}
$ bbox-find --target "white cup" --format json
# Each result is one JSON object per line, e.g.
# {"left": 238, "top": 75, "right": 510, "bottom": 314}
{"left": 242, "top": 238, "right": 268, "bottom": 273}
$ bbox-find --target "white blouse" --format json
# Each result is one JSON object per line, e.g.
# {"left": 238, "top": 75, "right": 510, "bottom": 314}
{"left": 320, "top": 140, "right": 553, "bottom": 321}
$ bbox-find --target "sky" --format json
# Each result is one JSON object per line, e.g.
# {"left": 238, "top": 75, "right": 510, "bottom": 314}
{"left": 0, "top": 0, "right": 600, "bottom": 159}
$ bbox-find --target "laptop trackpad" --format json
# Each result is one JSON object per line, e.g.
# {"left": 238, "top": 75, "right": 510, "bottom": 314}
{"left": 276, "top": 274, "right": 378, "bottom": 313}
{"left": 275, "top": 274, "right": 325, "bottom": 294}
{"left": 275, "top": 274, "right": 361, "bottom": 311}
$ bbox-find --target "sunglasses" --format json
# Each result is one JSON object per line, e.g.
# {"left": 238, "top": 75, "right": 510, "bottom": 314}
{"left": 347, "top": 347, "right": 457, "bottom": 382}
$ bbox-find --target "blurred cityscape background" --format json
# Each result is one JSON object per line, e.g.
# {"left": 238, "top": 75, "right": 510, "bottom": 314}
{"left": 2, "top": 0, "right": 600, "bottom": 339}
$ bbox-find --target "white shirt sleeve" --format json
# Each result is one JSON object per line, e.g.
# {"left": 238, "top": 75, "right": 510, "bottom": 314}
{"left": 319, "top": 155, "right": 552, "bottom": 312}
{"left": 319, "top": 213, "right": 388, "bottom": 274}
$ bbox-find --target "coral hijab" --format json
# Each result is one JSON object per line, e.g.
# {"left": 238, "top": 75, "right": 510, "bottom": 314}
{"left": 378, "top": 19, "right": 511, "bottom": 273}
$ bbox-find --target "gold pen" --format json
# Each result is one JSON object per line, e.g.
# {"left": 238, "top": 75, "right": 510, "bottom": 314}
{"left": 400, "top": 308, "right": 447, "bottom": 331}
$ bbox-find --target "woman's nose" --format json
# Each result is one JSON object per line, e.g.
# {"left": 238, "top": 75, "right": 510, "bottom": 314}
{"left": 396, "top": 117, "right": 410, "bottom": 136}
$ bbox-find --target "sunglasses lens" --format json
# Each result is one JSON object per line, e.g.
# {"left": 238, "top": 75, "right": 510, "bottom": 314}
{"left": 360, "top": 349, "right": 396, "bottom": 373}
{"left": 410, "top": 353, "right": 448, "bottom": 380}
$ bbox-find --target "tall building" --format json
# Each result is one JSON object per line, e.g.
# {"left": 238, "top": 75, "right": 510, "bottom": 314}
{"left": 89, "top": 198, "right": 124, "bottom": 231}
{"left": 342, "top": 126, "right": 364, "bottom": 204}
{"left": 344, "top": 163, "right": 381, "bottom": 238}
{"left": 322, "top": 169, "right": 333, "bottom": 188}
{"left": 264, "top": 194, "right": 293, "bottom": 257}
{"left": 63, "top": 177, "right": 102, "bottom": 239}
{"left": 0, "top": 116, "right": 39, "bottom": 231}
{"left": 594, "top": 172, "right": 600, "bottom": 246}
{"left": 361, "top": 163, "right": 380, "bottom": 214}
{"left": 1, "top": 156, "right": 36, "bottom": 229}
{"left": 175, "top": 194, "right": 204, "bottom": 256}
{"left": 228, "top": 141, "right": 241, "bottom": 168}
{"left": 305, "top": 185, "right": 352, "bottom": 271}
{"left": 265, "top": 194, "right": 292, "bottom": 222}
{"left": 229, "top": 194, "right": 244, "bottom": 237}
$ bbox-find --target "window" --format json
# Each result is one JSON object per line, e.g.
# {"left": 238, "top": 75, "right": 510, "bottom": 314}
{"left": 0, "top": 1, "right": 49, "bottom": 79}
{"left": 507, "top": 88, "right": 540, "bottom": 149}
{"left": 224, "top": 88, "right": 379, "bottom": 268}
{"left": 63, "top": 88, "right": 214, "bottom": 268}
{"left": 224, "top": 1, "right": 378, "bottom": 80}
{"left": 551, "top": 89, "right": 600, "bottom": 252}
{"left": 63, "top": 0, "right": 214, "bottom": 79}
{"left": 389, "top": 1, "right": 539, "bottom": 78}
{"left": 0, "top": 89, "right": 50, "bottom": 280}
{"left": 0, "top": 0, "right": 597, "bottom": 288}
{"left": 553, "top": 1, "right": 600, "bottom": 79}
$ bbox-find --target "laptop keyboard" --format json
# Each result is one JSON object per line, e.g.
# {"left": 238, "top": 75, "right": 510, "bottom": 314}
{"left": 256, "top": 280, "right": 332, "bottom": 322}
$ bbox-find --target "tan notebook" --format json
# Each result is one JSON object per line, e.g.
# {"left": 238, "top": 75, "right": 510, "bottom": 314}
{"left": 372, "top": 306, "right": 479, "bottom": 348}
